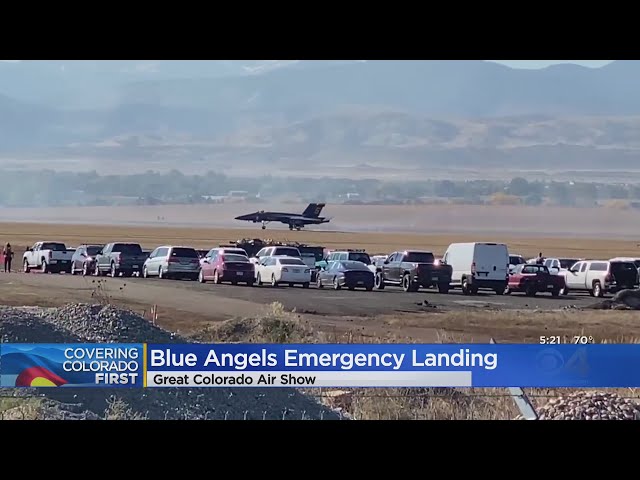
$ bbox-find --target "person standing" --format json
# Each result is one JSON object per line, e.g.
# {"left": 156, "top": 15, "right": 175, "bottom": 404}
{"left": 3, "top": 243, "right": 13, "bottom": 272}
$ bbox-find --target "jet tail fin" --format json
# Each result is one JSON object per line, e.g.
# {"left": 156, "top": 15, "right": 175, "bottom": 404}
{"left": 302, "top": 203, "right": 326, "bottom": 218}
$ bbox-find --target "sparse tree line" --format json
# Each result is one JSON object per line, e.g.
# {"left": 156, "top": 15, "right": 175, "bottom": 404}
{"left": 0, "top": 169, "right": 638, "bottom": 208}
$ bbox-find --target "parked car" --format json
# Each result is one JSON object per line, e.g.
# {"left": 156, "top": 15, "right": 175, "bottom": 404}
{"left": 442, "top": 242, "right": 509, "bottom": 295}
{"left": 70, "top": 244, "right": 104, "bottom": 276}
{"left": 543, "top": 257, "right": 582, "bottom": 274}
{"left": 196, "top": 249, "right": 209, "bottom": 259}
{"left": 23, "top": 241, "right": 74, "bottom": 274}
{"left": 94, "top": 243, "right": 147, "bottom": 278}
{"left": 255, "top": 256, "right": 311, "bottom": 288}
{"left": 199, "top": 252, "right": 254, "bottom": 286}
{"left": 316, "top": 249, "right": 373, "bottom": 271}
{"left": 610, "top": 257, "right": 640, "bottom": 284}
{"left": 375, "top": 250, "right": 452, "bottom": 293}
{"left": 558, "top": 259, "right": 638, "bottom": 297}
{"left": 143, "top": 246, "right": 201, "bottom": 280}
{"left": 317, "top": 260, "right": 374, "bottom": 291}
{"left": 508, "top": 254, "right": 526, "bottom": 272}
{"left": 506, "top": 264, "right": 565, "bottom": 297}
{"left": 251, "top": 246, "right": 302, "bottom": 265}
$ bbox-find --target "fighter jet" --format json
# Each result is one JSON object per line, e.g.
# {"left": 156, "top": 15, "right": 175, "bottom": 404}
{"left": 235, "top": 203, "right": 331, "bottom": 231}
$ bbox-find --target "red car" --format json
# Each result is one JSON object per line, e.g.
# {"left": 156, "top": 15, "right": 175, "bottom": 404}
{"left": 506, "top": 264, "right": 565, "bottom": 297}
{"left": 199, "top": 252, "right": 255, "bottom": 286}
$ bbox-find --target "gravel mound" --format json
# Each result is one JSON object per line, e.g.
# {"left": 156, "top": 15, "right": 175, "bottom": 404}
{"left": 40, "top": 304, "right": 180, "bottom": 343}
{"left": 0, "top": 307, "right": 82, "bottom": 343}
{"left": 537, "top": 392, "right": 640, "bottom": 420}
{"left": 0, "top": 303, "right": 341, "bottom": 420}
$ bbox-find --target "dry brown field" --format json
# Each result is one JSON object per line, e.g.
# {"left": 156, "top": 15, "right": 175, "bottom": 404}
{"left": 0, "top": 220, "right": 638, "bottom": 261}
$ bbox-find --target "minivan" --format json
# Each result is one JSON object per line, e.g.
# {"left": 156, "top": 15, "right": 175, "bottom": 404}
{"left": 143, "top": 246, "right": 201, "bottom": 280}
{"left": 442, "top": 242, "right": 509, "bottom": 295}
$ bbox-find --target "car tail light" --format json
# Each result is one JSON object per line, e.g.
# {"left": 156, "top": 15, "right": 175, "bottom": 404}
{"left": 116, "top": 256, "right": 121, "bottom": 263}
{"left": 471, "top": 262, "right": 476, "bottom": 275}
{"left": 305, "top": 269, "right": 311, "bottom": 274}
{"left": 605, "top": 273, "right": 612, "bottom": 283}
{"left": 168, "top": 257, "right": 179, "bottom": 263}
{"left": 281, "top": 267, "right": 289, "bottom": 272}
{"left": 48, "top": 251, "right": 52, "bottom": 260}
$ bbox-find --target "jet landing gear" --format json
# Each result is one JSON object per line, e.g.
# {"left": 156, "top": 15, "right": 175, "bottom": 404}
{"left": 262, "top": 221, "right": 267, "bottom": 230}
{"left": 289, "top": 224, "right": 302, "bottom": 231}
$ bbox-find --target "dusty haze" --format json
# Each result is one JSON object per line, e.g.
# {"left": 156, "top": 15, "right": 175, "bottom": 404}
{"left": 2, "top": 204, "right": 638, "bottom": 239}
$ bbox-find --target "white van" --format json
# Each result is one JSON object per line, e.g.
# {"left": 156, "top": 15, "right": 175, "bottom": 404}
{"left": 442, "top": 242, "right": 509, "bottom": 295}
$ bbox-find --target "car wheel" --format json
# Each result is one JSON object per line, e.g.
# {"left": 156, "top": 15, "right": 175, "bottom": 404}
{"left": 504, "top": 287, "right": 511, "bottom": 295}
{"left": 560, "top": 286, "right": 569, "bottom": 296}
{"left": 593, "top": 281, "right": 603, "bottom": 298}
{"left": 462, "top": 277, "right": 470, "bottom": 295}
{"left": 374, "top": 272, "right": 385, "bottom": 290}
{"left": 271, "top": 274, "right": 278, "bottom": 287}
{"left": 198, "top": 270, "right": 205, "bottom": 283}
{"left": 110, "top": 263, "right": 118, "bottom": 278}
{"left": 214, "top": 270, "right": 221, "bottom": 284}
{"left": 23, "top": 259, "right": 30, "bottom": 273}
{"left": 302, "top": 283, "right": 310, "bottom": 289}
{"left": 82, "top": 263, "right": 90, "bottom": 276}
{"left": 143, "top": 266, "right": 149, "bottom": 279}
{"left": 494, "top": 288, "right": 504, "bottom": 296}
{"left": 158, "top": 267, "right": 164, "bottom": 279}
{"left": 41, "top": 261, "right": 48, "bottom": 274}
{"left": 551, "top": 288, "right": 560, "bottom": 298}
{"left": 256, "top": 273, "right": 262, "bottom": 286}
{"left": 316, "top": 275, "right": 323, "bottom": 288}
{"left": 333, "top": 277, "right": 341, "bottom": 290}
{"left": 402, "top": 274, "right": 412, "bottom": 292}
{"left": 365, "top": 286, "right": 373, "bottom": 292}
{"left": 70, "top": 264, "right": 76, "bottom": 275}
{"left": 525, "top": 284, "right": 537, "bottom": 297}
{"left": 438, "top": 283, "right": 450, "bottom": 294}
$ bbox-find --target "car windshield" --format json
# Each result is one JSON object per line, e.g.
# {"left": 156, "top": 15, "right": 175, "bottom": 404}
{"left": 112, "top": 244, "right": 143, "bottom": 255}
{"left": 224, "top": 249, "right": 247, "bottom": 256}
{"left": 341, "top": 261, "right": 369, "bottom": 271}
{"left": 42, "top": 243, "right": 67, "bottom": 251}
{"left": 522, "top": 265, "right": 549, "bottom": 274}
{"left": 348, "top": 253, "right": 371, "bottom": 264}
{"left": 274, "top": 248, "right": 300, "bottom": 257}
{"left": 86, "top": 246, "right": 102, "bottom": 256}
{"left": 405, "top": 252, "right": 435, "bottom": 263}
{"left": 509, "top": 256, "right": 524, "bottom": 265}
{"left": 279, "top": 258, "right": 306, "bottom": 266}
{"left": 559, "top": 259, "right": 579, "bottom": 269}
{"left": 171, "top": 248, "right": 198, "bottom": 258}
{"left": 224, "top": 254, "right": 249, "bottom": 263}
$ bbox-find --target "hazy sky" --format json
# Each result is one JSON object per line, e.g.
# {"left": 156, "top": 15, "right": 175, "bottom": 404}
{"left": 490, "top": 60, "right": 613, "bottom": 69}
{"left": 0, "top": 60, "right": 616, "bottom": 69}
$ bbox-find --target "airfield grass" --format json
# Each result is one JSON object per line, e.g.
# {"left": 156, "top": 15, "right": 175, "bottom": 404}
{"left": 0, "top": 222, "right": 639, "bottom": 260}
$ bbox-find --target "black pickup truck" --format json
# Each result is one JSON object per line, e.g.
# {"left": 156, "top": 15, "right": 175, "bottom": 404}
{"left": 375, "top": 250, "right": 453, "bottom": 293}
{"left": 94, "top": 242, "right": 147, "bottom": 277}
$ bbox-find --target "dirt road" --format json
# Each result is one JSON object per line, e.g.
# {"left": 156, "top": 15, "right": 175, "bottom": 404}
{"left": 0, "top": 270, "right": 596, "bottom": 317}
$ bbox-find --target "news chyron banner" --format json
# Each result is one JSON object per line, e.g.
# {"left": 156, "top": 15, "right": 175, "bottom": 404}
{"left": 0, "top": 344, "right": 144, "bottom": 387}
{"left": 2, "top": 343, "right": 640, "bottom": 388}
